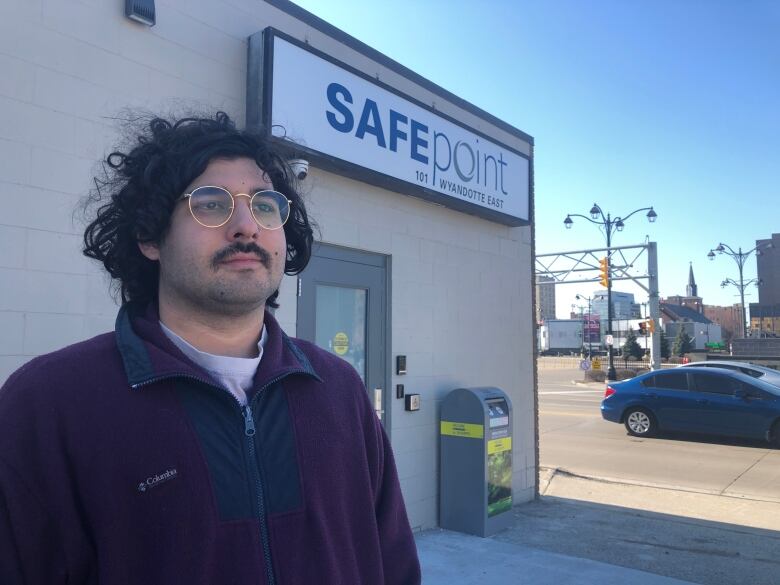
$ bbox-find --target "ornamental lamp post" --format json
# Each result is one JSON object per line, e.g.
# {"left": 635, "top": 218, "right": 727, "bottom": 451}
{"left": 708, "top": 241, "right": 773, "bottom": 338}
{"left": 564, "top": 204, "right": 657, "bottom": 381}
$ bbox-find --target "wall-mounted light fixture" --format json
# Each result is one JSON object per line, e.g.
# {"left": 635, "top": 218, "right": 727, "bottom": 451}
{"left": 125, "top": 0, "right": 156, "bottom": 26}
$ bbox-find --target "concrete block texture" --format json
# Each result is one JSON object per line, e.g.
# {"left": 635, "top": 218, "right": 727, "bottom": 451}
{"left": 0, "top": 0, "right": 43, "bottom": 22}
{"left": 23, "top": 311, "right": 86, "bottom": 355}
{"left": 20, "top": 271, "right": 88, "bottom": 314}
{"left": 0, "top": 269, "right": 26, "bottom": 311}
{"left": 29, "top": 148, "right": 96, "bottom": 195}
{"left": 0, "top": 139, "right": 32, "bottom": 186}
{"left": 26, "top": 230, "right": 92, "bottom": 274}
{"left": 0, "top": 53, "right": 36, "bottom": 103}
{"left": 0, "top": 96, "right": 77, "bottom": 155}
{"left": 2, "top": 184, "right": 83, "bottom": 234}
{"left": 0, "top": 312, "right": 25, "bottom": 355}
{"left": 0, "top": 226, "right": 27, "bottom": 269}
{"left": 33, "top": 67, "right": 121, "bottom": 120}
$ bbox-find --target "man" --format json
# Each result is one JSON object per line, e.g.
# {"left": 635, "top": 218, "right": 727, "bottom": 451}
{"left": 0, "top": 113, "right": 420, "bottom": 584}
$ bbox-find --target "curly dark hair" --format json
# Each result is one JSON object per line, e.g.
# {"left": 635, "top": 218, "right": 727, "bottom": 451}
{"left": 82, "top": 112, "right": 314, "bottom": 309}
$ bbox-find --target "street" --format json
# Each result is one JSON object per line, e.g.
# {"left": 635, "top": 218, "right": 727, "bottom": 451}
{"left": 539, "top": 368, "right": 780, "bottom": 502}
{"left": 504, "top": 366, "right": 780, "bottom": 585}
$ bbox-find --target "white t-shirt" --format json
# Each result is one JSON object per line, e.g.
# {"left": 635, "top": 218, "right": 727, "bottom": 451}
{"left": 159, "top": 321, "right": 267, "bottom": 406}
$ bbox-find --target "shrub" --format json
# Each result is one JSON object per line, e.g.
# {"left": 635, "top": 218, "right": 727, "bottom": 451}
{"left": 616, "top": 369, "right": 636, "bottom": 380}
{"left": 584, "top": 370, "right": 606, "bottom": 382}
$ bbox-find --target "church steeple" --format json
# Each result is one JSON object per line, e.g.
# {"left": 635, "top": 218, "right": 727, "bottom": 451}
{"left": 686, "top": 262, "right": 698, "bottom": 297}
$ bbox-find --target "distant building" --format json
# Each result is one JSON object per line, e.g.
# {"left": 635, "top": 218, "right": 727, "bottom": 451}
{"left": 749, "top": 233, "right": 780, "bottom": 337}
{"left": 591, "top": 290, "right": 641, "bottom": 322}
{"left": 749, "top": 303, "right": 780, "bottom": 337}
{"left": 756, "top": 233, "right": 780, "bottom": 305}
{"left": 660, "top": 265, "right": 724, "bottom": 349}
{"left": 661, "top": 303, "right": 722, "bottom": 351}
{"left": 535, "top": 275, "right": 556, "bottom": 323}
{"left": 704, "top": 304, "right": 742, "bottom": 341}
{"left": 663, "top": 263, "right": 703, "bottom": 313}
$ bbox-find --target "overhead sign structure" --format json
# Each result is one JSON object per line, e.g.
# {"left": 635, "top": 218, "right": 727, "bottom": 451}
{"left": 252, "top": 29, "right": 530, "bottom": 226}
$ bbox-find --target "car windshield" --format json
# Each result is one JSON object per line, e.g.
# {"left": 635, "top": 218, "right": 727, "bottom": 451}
{"left": 693, "top": 362, "right": 775, "bottom": 374}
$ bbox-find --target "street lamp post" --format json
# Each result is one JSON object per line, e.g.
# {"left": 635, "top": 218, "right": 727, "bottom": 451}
{"left": 576, "top": 293, "right": 593, "bottom": 357}
{"left": 564, "top": 203, "right": 657, "bottom": 381}
{"left": 572, "top": 303, "right": 585, "bottom": 356}
{"left": 707, "top": 242, "right": 773, "bottom": 338}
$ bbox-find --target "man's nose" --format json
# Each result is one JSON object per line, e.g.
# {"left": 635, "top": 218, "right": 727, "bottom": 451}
{"left": 227, "top": 194, "right": 260, "bottom": 238}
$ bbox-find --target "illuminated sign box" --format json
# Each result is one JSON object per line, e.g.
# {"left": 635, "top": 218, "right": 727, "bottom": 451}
{"left": 248, "top": 29, "right": 530, "bottom": 226}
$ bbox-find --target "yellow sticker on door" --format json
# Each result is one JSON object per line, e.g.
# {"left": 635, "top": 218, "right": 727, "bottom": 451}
{"left": 333, "top": 332, "right": 349, "bottom": 355}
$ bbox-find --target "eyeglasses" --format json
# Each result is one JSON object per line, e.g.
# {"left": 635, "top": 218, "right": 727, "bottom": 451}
{"left": 178, "top": 186, "right": 292, "bottom": 230}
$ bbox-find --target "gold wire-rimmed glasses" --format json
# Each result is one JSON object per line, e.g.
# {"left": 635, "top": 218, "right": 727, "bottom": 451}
{"left": 178, "top": 186, "right": 292, "bottom": 230}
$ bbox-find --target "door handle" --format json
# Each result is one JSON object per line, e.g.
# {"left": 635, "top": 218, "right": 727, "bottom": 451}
{"left": 374, "top": 388, "right": 384, "bottom": 418}
{"left": 696, "top": 399, "right": 708, "bottom": 404}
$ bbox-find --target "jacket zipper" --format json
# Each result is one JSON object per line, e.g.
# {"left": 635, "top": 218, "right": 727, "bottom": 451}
{"left": 246, "top": 371, "right": 308, "bottom": 585}
{"left": 243, "top": 399, "right": 275, "bottom": 585}
{"left": 134, "top": 370, "right": 309, "bottom": 585}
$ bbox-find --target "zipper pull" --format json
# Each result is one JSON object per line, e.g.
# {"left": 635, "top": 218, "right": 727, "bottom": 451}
{"left": 243, "top": 405, "right": 256, "bottom": 437}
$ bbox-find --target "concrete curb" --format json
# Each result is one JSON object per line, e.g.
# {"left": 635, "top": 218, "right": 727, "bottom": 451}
{"left": 571, "top": 380, "right": 606, "bottom": 388}
{"left": 539, "top": 466, "right": 780, "bottom": 530}
{"left": 540, "top": 465, "right": 780, "bottom": 504}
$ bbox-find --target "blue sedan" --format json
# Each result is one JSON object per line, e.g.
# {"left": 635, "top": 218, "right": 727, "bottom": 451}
{"left": 601, "top": 367, "right": 780, "bottom": 445}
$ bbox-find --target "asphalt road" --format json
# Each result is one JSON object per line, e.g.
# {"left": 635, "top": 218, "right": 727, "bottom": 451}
{"left": 539, "top": 368, "right": 780, "bottom": 502}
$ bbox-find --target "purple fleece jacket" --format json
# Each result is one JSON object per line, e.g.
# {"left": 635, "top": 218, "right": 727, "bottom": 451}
{"left": 0, "top": 303, "right": 420, "bottom": 584}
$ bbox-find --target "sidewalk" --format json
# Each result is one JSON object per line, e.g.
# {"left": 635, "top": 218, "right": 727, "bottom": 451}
{"left": 414, "top": 468, "right": 780, "bottom": 585}
{"left": 416, "top": 528, "right": 697, "bottom": 584}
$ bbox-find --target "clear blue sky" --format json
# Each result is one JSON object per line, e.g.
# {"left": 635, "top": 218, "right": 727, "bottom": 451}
{"left": 291, "top": 0, "right": 779, "bottom": 317}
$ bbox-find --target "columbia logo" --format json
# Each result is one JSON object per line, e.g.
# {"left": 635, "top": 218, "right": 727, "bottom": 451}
{"left": 137, "top": 468, "right": 178, "bottom": 493}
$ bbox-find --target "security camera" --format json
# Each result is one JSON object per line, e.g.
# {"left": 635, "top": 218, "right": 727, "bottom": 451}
{"left": 289, "top": 159, "right": 309, "bottom": 180}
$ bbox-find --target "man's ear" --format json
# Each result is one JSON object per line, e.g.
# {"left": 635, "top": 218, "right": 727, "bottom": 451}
{"left": 138, "top": 241, "right": 160, "bottom": 261}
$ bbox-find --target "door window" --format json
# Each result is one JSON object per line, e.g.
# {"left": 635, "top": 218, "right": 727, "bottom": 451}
{"left": 652, "top": 372, "right": 689, "bottom": 390}
{"left": 691, "top": 372, "right": 738, "bottom": 395}
{"left": 314, "top": 285, "right": 368, "bottom": 384}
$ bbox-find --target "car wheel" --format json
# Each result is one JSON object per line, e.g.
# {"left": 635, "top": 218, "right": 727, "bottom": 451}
{"left": 623, "top": 408, "right": 656, "bottom": 437}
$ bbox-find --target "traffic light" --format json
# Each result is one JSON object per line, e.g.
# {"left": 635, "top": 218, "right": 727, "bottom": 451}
{"left": 638, "top": 322, "right": 647, "bottom": 335}
{"left": 647, "top": 319, "right": 656, "bottom": 334}
{"left": 598, "top": 257, "right": 610, "bottom": 288}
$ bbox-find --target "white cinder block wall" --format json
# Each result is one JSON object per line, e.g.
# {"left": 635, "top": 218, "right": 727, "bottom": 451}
{"left": 0, "top": 0, "right": 536, "bottom": 531}
{"left": 278, "top": 169, "right": 535, "bottom": 531}
{"left": 0, "top": 0, "right": 259, "bottom": 380}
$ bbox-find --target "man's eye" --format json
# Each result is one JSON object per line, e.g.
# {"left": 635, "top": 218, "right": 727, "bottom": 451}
{"left": 195, "top": 200, "right": 228, "bottom": 211}
{"left": 254, "top": 202, "right": 277, "bottom": 214}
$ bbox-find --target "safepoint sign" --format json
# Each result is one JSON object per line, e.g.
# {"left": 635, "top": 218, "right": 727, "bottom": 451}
{"left": 266, "top": 34, "right": 530, "bottom": 225}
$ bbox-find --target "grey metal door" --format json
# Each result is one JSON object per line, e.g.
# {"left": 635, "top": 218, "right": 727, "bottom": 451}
{"left": 297, "top": 244, "right": 388, "bottom": 422}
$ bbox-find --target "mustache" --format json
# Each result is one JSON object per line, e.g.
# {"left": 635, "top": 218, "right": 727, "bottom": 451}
{"left": 211, "top": 242, "right": 271, "bottom": 269}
